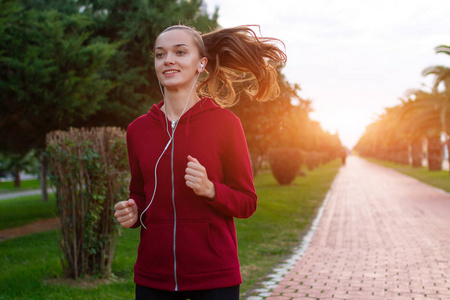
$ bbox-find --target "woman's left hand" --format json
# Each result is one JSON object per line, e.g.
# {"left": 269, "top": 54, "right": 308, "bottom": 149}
{"left": 185, "top": 155, "right": 216, "bottom": 199}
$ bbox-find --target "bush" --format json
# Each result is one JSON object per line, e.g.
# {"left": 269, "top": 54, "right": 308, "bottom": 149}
{"left": 305, "top": 152, "right": 320, "bottom": 171}
{"left": 46, "top": 127, "right": 128, "bottom": 279}
{"left": 267, "top": 148, "right": 303, "bottom": 185}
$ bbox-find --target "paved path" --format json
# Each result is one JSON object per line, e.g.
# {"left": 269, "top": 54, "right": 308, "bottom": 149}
{"left": 0, "top": 217, "right": 59, "bottom": 241}
{"left": 258, "top": 156, "right": 450, "bottom": 300}
{"left": 0, "top": 188, "right": 57, "bottom": 241}
{"left": 0, "top": 188, "right": 54, "bottom": 200}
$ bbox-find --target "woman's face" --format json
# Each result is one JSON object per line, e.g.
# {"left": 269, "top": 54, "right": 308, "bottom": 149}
{"left": 154, "top": 29, "right": 204, "bottom": 91}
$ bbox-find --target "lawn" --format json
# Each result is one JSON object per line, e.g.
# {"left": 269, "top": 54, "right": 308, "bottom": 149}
{"left": 0, "top": 159, "right": 342, "bottom": 299}
{"left": 0, "top": 193, "right": 56, "bottom": 230}
{"left": 364, "top": 157, "right": 450, "bottom": 193}
{"left": 0, "top": 179, "right": 44, "bottom": 193}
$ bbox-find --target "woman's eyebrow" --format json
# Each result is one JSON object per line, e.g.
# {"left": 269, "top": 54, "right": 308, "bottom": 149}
{"left": 173, "top": 44, "right": 189, "bottom": 48}
{"left": 155, "top": 43, "right": 189, "bottom": 50}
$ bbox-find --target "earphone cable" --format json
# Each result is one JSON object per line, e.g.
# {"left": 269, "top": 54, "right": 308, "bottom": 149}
{"left": 140, "top": 72, "right": 201, "bottom": 229}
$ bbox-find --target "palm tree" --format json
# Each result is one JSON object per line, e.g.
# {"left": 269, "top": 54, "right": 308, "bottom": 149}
{"left": 355, "top": 105, "right": 409, "bottom": 164}
{"left": 422, "top": 44, "right": 450, "bottom": 173}
{"left": 382, "top": 105, "right": 409, "bottom": 164}
{"left": 0, "top": 150, "right": 40, "bottom": 187}
{"left": 402, "top": 90, "right": 443, "bottom": 171}
{"left": 355, "top": 92, "right": 443, "bottom": 170}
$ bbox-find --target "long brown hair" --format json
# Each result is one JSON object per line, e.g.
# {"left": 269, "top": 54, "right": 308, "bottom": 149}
{"left": 158, "top": 25, "right": 287, "bottom": 107}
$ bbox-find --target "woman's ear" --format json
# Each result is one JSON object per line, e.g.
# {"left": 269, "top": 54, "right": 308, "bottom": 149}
{"left": 199, "top": 58, "right": 208, "bottom": 72}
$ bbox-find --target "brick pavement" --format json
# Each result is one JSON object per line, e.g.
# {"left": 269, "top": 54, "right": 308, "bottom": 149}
{"left": 252, "top": 156, "right": 450, "bottom": 300}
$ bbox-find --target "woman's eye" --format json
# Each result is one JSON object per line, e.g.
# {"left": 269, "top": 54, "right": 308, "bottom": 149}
{"left": 155, "top": 53, "right": 164, "bottom": 58}
{"left": 176, "top": 51, "right": 186, "bottom": 55}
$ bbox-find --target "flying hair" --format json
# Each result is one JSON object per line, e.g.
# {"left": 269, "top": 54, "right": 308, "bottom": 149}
{"left": 157, "top": 25, "right": 287, "bottom": 107}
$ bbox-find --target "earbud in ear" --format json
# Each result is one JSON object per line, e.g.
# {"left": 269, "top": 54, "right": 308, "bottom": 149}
{"left": 200, "top": 63, "right": 204, "bottom": 68}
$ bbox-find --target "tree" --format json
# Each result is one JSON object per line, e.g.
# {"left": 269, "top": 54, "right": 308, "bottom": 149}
{"left": 74, "top": 0, "right": 219, "bottom": 128}
{"left": 355, "top": 105, "right": 408, "bottom": 163}
{"left": 229, "top": 71, "right": 312, "bottom": 174}
{"left": 230, "top": 71, "right": 343, "bottom": 176}
{"left": 355, "top": 91, "right": 443, "bottom": 170}
{"left": 356, "top": 44, "right": 450, "bottom": 171}
{"left": 422, "top": 44, "right": 450, "bottom": 173}
{"left": 0, "top": 150, "right": 39, "bottom": 186}
{"left": 0, "top": 3, "right": 116, "bottom": 153}
{"left": 402, "top": 90, "right": 444, "bottom": 170}
{"left": 0, "top": 2, "right": 118, "bottom": 198}
{"left": 398, "top": 98, "right": 427, "bottom": 167}
{"left": 1, "top": 0, "right": 219, "bottom": 198}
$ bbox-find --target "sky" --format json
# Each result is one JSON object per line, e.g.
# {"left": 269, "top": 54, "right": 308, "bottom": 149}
{"left": 203, "top": 0, "right": 450, "bottom": 148}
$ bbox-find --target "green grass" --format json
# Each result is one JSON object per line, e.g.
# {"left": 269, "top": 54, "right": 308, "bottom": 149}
{"left": 0, "top": 160, "right": 341, "bottom": 299}
{"left": 0, "top": 194, "right": 57, "bottom": 230}
{"left": 0, "top": 228, "right": 139, "bottom": 300}
{"left": 364, "top": 157, "right": 450, "bottom": 193}
{"left": 0, "top": 179, "right": 44, "bottom": 193}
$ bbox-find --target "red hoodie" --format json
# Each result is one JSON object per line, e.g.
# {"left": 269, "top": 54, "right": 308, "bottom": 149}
{"left": 126, "top": 97, "right": 257, "bottom": 291}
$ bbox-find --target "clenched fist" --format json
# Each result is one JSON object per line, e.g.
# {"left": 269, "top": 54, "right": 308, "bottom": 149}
{"left": 185, "top": 155, "right": 216, "bottom": 199}
{"left": 114, "top": 199, "right": 138, "bottom": 228}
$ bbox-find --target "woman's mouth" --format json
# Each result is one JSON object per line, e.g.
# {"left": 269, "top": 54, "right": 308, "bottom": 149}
{"left": 163, "top": 70, "right": 179, "bottom": 75}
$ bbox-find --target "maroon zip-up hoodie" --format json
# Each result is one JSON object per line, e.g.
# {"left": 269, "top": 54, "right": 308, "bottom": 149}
{"left": 126, "top": 97, "right": 257, "bottom": 291}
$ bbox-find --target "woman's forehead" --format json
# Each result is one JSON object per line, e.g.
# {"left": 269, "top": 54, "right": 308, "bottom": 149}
{"left": 155, "top": 29, "right": 196, "bottom": 48}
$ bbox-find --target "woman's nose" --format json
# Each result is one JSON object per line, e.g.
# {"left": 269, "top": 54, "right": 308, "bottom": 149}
{"left": 164, "top": 52, "right": 175, "bottom": 65}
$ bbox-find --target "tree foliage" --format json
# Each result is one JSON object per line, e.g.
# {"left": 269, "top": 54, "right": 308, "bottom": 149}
{"left": 230, "top": 71, "right": 343, "bottom": 176}
{"left": 72, "top": 0, "right": 219, "bottom": 128}
{"left": 0, "top": 1, "right": 117, "bottom": 154}
{"left": 0, "top": 149, "right": 39, "bottom": 186}
{"left": 1, "top": 0, "right": 343, "bottom": 185}
{"left": 0, "top": 0, "right": 218, "bottom": 154}
{"left": 0, "top": 0, "right": 218, "bottom": 187}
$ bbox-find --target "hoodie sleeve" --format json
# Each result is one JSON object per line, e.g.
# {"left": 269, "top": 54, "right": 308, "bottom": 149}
{"left": 206, "top": 116, "right": 257, "bottom": 219}
{"left": 126, "top": 125, "right": 146, "bottom": 228}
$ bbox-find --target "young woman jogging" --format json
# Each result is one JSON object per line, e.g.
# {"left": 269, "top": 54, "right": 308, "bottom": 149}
{"left": 114, "top": 24, "right": 286, "bottom": 300}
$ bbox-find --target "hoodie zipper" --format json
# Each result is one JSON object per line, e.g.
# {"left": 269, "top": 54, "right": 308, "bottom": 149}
{"left": 170, "top": 120, "right": 178, "bottom": 291}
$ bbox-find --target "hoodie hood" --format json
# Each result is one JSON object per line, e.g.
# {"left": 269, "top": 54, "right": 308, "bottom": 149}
{"left": 146, "top": 97, "right": 219, "bottom": 126}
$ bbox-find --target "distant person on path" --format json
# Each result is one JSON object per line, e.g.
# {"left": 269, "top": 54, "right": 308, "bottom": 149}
{"left": 113, "top": 24, "right": 286, "bottom": 300}
{"left": 340, "top": 147, "right": 348, "bottom": 165}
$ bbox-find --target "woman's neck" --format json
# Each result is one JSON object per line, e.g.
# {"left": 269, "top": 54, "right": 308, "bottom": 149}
{"left": 162, "top": 88, "right": 200, "bottom": 121}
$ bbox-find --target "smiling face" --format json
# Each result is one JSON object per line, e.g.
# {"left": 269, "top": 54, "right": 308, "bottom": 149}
{"left": 154, "top": 29, "right": 206, "bottom": 91}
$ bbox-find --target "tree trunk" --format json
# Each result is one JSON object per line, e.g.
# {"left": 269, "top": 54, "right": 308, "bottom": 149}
{"left": 394, "top": 142, "right": 409, "bottom": 165}
{"left": 41, "top": 151, "right": 48, "bottom": 202}
{"left": 249, "top": 152, "right": 262, "bottom": 177}
{"left": 397, "top": 150, "right": 409, "bottom": 165}
{"left": 410, "top": 139, "right": 422, "bottom": 168}
{"left": 13, "top": 166, "right": 21, "bottom": 187}
{"left": 427, "top": 136, "right": 443, "bottom": 171}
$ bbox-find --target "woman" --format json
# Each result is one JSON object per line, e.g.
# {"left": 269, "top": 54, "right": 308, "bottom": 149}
{"left": 114, "top": 24, "right": 286, "bottom": 300}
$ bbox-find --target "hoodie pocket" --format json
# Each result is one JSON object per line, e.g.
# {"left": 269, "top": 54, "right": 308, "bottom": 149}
{"left": 177, "top": 221, "right": 232, "bottom": 274}
{"left": 137, "top": 223, "right": 173, "bottom": 275}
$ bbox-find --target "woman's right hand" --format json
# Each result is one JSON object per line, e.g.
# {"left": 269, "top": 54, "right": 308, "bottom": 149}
{"left": 114, "top": 199, "right": 138, "bottom": 228}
